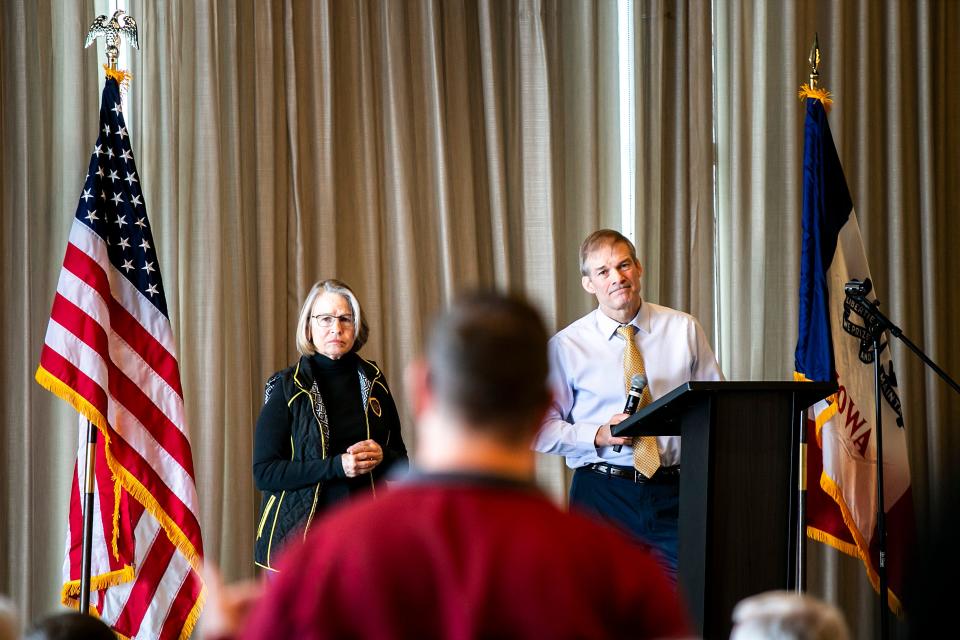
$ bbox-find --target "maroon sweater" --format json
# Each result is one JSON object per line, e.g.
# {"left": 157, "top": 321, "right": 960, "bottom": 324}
{"left": 241, "top": 475, "right": 692, "bottom": 639}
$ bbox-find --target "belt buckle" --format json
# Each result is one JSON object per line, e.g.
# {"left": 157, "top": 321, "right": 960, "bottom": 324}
{"left": 634, "top": 469, "right": 642, "bottom": 484}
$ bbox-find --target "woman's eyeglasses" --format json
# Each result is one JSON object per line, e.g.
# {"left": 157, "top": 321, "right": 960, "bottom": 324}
{"left": 311, "top": 314, "right": 354, "bottom": 329}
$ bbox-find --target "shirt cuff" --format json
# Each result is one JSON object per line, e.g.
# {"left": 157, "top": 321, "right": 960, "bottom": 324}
{"left": 333, "top": 455, "right": 346, "bottom": 478}
{"left": 575, "top": 422, "right": 601, "bottom": 452}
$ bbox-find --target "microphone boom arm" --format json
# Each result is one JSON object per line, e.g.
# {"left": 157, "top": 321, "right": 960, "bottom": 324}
{"left": 844, "top": 279, "right": 960, "bottom": 395}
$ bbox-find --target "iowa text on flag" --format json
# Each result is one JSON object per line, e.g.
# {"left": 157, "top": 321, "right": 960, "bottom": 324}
{"left": 794, "top": 88, "right": 914, "bottom": 614}
{"left": 35, "top": 72, "right": 204, "bottom": 640}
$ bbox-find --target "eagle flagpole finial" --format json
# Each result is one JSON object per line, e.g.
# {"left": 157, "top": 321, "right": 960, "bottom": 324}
{"left": 85, "top": 10, "right": 139, "bottom": 71}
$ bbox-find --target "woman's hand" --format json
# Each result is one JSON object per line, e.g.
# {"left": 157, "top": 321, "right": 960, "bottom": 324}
{"left": 340, "top": 439, "right": 384, "bottom": 478}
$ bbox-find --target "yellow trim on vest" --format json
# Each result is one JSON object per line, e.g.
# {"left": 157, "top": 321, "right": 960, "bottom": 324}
{"left": 303, "top": 483, "right": 322, "bottom": 540}
{"left": 266, "top": 491, "right": 286, "bottom": 568}
{"left": 359, "top": 356, "right": 382, "bottom": 378}
{"left": 257, "top": 494, "right": 277, "bottom": 539}
{"left": 364, "top": 390, "right": 377, "bottom": 497}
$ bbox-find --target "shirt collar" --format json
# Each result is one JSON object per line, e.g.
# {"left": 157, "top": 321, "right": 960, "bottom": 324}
{"left": 595, "top": 300, "right": 651, "bottom": 340}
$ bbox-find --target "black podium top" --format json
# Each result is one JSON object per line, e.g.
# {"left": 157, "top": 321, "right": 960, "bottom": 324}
{"left": 612, "top": 380, "right": 837, "bottom": 438}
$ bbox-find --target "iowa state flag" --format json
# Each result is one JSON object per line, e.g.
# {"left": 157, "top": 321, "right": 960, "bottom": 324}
{"left": 35, "top": 71, "right": 204, "bottom": 639}
{"left": 795, "top": 88, "right": 914, "bottom": 613}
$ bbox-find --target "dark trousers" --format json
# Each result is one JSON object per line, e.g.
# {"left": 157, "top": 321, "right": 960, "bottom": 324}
{"left": 569, "top": 466, "right": 679, "bottom": 582}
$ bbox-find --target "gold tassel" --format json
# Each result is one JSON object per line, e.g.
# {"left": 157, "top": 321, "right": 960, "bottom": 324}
{"left": 797, "top": 83, "right": 834, "bottom": 111}
{"left": 103, "top": 64, "right": 132, "bottom": 91}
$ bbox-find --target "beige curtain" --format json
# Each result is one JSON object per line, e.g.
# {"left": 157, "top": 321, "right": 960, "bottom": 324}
{"left": 634, "top": 0, "right": 716, "bottom": 337}
{"left": 715, "top": 1, "right": 960, "bottom": 638}
{"left": 0, "top": 0, "right": 102, "bottom": 621}
{"left": 4, "top": 1, "right": 958, "bottom": 638}
{"left": 1, "top": 0, "right": 618, "bottom": 624}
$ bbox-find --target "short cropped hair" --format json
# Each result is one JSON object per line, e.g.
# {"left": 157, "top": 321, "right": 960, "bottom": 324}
{"left": 426, "top": 292, "right": 550, "bottom": 442}
{"left": 730, "top": 591, "right": 850, "bottom": 640}
{"left": 579, "top": 229, "right": 640, "bottom": 276}
{"left": 295, "top": 279, "right": 370, "bottom": 356}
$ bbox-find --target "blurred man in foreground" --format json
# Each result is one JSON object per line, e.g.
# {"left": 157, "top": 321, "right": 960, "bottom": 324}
{"left": 209, "top": 292, "right": 690, "bottom": 639}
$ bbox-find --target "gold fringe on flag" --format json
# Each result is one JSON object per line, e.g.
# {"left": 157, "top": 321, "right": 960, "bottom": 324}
{"left": 103, "top": 64, "right": 132, "bottom": 91}
{"left": 798, "top": 83, "right": 833, "bottom": 111}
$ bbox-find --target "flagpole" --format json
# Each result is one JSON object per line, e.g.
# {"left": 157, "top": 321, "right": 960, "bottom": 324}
{"left": 794, "top": 34, "right": 822, "bottom": 595}
{"left": 78, "top": 9, "right": 138, "bottom": 617}
{"left": 872, "top": 333, "right": 889, "bottom": 640}
{"left": 79, "top": 420, "right": 98, "bottom": 615}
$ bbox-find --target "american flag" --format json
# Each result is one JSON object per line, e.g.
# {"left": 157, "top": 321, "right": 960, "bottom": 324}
{"left": 35, "top": 75, "right": 205, "bottom": 639}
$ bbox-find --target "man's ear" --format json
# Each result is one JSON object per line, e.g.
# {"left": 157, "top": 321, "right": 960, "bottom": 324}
{"left": 581, "top": 275, "right": 596, "bottom": 295}
{"left": 403, "top": 358, "right": 433, "bottom": 419}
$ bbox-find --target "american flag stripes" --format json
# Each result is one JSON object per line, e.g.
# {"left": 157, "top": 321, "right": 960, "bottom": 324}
{"left": 36, "top": 74, "right": 204, "bottom": 639}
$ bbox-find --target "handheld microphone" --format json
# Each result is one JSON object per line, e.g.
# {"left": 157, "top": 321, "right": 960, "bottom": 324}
{"left": 613, "top": 373, "right": 647, "bottom": 453}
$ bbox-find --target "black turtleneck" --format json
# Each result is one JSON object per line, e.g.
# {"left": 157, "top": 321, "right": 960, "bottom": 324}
{"left": 307, "top": 352, "right": 366, "bottom": 457}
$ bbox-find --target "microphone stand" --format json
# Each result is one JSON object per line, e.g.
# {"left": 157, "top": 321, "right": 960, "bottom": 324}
{"left": 871, "top": 331, "right": 889, "bottom": 640}
{"left": 845, "top": 279, "right": 960, "bottom": 640}
{"left": 846, "top": 280, "right": 960, "bottom": 397}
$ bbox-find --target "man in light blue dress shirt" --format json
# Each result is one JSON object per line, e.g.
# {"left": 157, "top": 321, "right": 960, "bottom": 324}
{"left": 535, "top": 229, "right": 723, "bottom": 579}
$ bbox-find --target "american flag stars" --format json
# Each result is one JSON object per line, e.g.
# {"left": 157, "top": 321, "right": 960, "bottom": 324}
{"left": 74, "top": 96, "right": 168, "bottom": 310}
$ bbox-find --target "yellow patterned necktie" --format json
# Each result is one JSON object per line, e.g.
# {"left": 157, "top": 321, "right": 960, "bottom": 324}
{"left": 616, "top": 325, "right": 660, "bottom": 478}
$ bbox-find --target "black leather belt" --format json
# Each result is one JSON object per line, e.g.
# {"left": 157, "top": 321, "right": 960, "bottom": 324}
{"left": 585, "top": 462, "right": 680, "bottom": 485}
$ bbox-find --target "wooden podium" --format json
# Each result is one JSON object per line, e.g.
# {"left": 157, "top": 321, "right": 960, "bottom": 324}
{"left": 612, "top": 381, "right": 836, "bottom": 638}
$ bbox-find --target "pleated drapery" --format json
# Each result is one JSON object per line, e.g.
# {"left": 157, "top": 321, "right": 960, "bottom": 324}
{"left": 2, "top": 3, "right": 958, "bottom": 639}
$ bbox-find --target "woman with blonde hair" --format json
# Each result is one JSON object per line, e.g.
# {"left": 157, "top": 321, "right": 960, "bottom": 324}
{"left": 252, "top": 279, "right": 407, "bottom": 572}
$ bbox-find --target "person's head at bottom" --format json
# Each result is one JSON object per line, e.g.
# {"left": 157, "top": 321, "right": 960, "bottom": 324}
{"left": 729, "top": 590, "right": 850, "bottom": 640}
{"left": 405, "top": 290, "right": 551, "bottom": 475}
{"left": 25, "top": 611, "right": 115, "bottom": 640}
